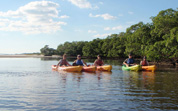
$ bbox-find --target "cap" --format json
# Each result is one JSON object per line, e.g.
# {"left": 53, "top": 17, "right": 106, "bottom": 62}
{"left": 129, "top": 53, "right": 133, "bottom": 56}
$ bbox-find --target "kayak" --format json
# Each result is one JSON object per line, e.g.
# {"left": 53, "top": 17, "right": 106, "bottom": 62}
{"left": 122, "top": 65, "right": 141, "bottom": 71}
{"left": 142, "top": 65, "right": 156, "bottom": 72}
{"left": 52, "top": 65, "right": 57, "bottom": 70}
{"left": 96, "top": 65, "right": 112, "bottom": 72}
{"left": 82, "top": 66, "right": 96, "bottom": 72}
{"left": 52, "top": 65, "right": 82, "bottom": 72}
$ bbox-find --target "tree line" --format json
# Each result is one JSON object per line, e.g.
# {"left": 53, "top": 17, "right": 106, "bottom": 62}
{"left": 40, "top": 8, "right": 178, "bottom": 62}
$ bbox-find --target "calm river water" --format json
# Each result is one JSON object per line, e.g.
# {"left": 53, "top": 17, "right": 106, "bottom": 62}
{"left": 0, "top": 58, "right": 178, "bottom": 111}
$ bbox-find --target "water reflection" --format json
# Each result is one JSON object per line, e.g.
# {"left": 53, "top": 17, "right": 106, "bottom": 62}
{"left": 1, "top": 58, "right": 178, "bottom": 110}
{"left": 122, "top": 69, "right": 178, "bottom": 110}
{"left": 142, "top": 71, "right": 155, "bottom": 89}
{"left": 53, "top": 70, "right": 113, "bottom": 90}
{"left": 123, "top": 71, "right": 156, "bottom": 91}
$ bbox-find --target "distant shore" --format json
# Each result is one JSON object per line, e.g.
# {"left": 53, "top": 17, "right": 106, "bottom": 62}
{"left": 0, "top": 54, "right": 60, "bottom": 58}
{"left": 0, "top": 54, "right": 79, "bottom": 59}
{"left": 0, "top": 54, "right": 177, "bottom": 66}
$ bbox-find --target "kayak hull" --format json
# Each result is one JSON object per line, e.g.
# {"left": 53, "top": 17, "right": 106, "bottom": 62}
{"left": 52, "top": 65, "right": 82, "bottom": 72}
{"left": 122, "top": 65, "right": 141, "bottom": 71}
{"left": 96, "top": 65, "right": 112, "bottom": 72}
{"left": 142, "top": 65, "right": 156, "bottom": 72}
{"left": 82, "top": 66, "right": 96, "bottom": 72}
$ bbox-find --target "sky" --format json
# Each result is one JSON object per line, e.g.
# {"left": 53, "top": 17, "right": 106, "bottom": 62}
{"left": 0, "top": 0, "right": 177, "bottom": 54}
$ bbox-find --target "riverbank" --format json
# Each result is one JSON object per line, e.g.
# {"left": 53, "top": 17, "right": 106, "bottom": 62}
{"left": 0, "top": 54, "right": 84, "bottom": 59}
{"left": 0, "top": 54, "right": 45, "bottom": 58}
{"left": 0, "top": 54, "right": 63, "bottom": 58}
{"left": 0, "top": 54, "right": 177, "bottom": 66}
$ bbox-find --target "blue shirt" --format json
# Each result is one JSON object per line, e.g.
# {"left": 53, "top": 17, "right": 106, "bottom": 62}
{"left": 126, "top": 58, "right": 135, "bottom": 64}
{"left": 76, "top": 60, "right": 84, "bottom": 66}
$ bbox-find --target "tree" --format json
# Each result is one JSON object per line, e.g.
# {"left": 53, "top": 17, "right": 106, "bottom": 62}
{"left": 83, "top": 38, "right": 103, "bottom": 57}
{"left": 40, "top": 8, "right": 178, "bottom": 63}
{"left": 124, "top": 22, "right": 152, "bottom": 57}
{"left": 40, "top": 45, "right": 57, "bottom": 56}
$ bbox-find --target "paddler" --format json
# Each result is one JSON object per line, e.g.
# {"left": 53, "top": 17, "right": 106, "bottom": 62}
{"left": 93, "top": 55, "right": 104, "bottom": 66}
{"left": 123, "top": 53, "right": 136, "bottom": 67}
{"left": 56, "top": 54, "right": 71, "bottom": 69}
{"left": 140, "top": 56, "right": 149, "bottom": 66}
{"left": 73, "top": 54, "right": 87, "bottom": 66}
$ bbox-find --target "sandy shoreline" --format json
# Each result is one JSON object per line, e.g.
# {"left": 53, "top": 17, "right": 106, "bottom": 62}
{"left": 0, "top": 54, "right": 61, "bottom": 58}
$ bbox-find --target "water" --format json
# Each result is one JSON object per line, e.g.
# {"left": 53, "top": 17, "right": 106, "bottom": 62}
{"left": 0, "top": 58, "right": 178, "bottom": 111}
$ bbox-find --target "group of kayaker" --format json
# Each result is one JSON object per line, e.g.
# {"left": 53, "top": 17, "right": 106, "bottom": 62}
{"left": 56, "top": 53, "right": 149, "bottom": 69}
{"left": 123, "top": 53, "right": 149, "bottom": 67}
{"left": 56, "top": 54, "right": 104, "bottom": 69}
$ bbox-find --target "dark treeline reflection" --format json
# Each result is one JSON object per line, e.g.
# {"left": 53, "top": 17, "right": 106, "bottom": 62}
{"left": 123, "top": 71, "right": 178, "bottom": 110}
{"left": 40, "top": 57, "right": 124, "bottom": 65}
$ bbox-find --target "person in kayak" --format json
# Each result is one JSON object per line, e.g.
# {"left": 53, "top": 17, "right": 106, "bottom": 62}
{"left": 73, "top": 54, "right": 87, "bottom": 66}
{"left": 123, "top": 53, "right": 136, "bottom": 67}
{"left": 56, "top": 54, "right": 71, "bottom": 69}
{"left": 140, "top": 56, "right": 149, "bottom": 66}
{"left": 94, "top": 55, "right": 104, "bottom": 66}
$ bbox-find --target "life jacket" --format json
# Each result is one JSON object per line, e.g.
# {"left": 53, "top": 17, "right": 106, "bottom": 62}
{"left": 141, "top": 60, "right": 148, "bottom": 66}
{"left": 127, "top": 58, "right": 134, "bottom": 64}
{"left": 95, "top": 59, "right": 103, "bottom": 66}
{"left": 59, "top": 59, "right": 68, "bottom": 66}
{"left": 76, "top": 60, "right": 84, "bottom": 66}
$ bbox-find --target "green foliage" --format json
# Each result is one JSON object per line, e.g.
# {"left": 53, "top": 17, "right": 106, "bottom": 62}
{"left": 40, "top": 8, "right": 178, "bottom": 62}
{"left": 83, "top": 38, "right": 103, "bottom": 57}
{"left": 57, "top": 41, "right": 88, "bottom": 56}
{"left": 40, "top": 45, "right": 57, "bottom": 56}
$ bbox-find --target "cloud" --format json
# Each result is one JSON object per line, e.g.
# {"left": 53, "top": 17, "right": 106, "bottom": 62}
{"left": 128, "top": 11, "right": 134, "bottom": 15}
{"left": 118, "top": 14, "right": 123, "bottom": 17}
{"left": 68, "top": 0, "right": 98, "bottom": 9}
{"left": 104, "top": 27, "right": 110, "bottom": 31}
{"left": 88, "top": 30, "right": 97, "bottom": 33}
{"left": 59, "top": 15, "right": 69, "bottom": 19}
{"left": 104, "top": 25, "right": 125, "bottom": 31}
{"left": 0, "top": 1, "right": 68, "bottom": 34}
{"left": 89, "top": 13, "right": 116, "bottom": 20}
{"left": 126, "top": 21, "right": 135, "bottom": 24}
{"left": 74, "top": 29, "right": 82, "bottom": 32}
{"left": 99, "top": 2, "right": 103, "bottom": 5}
{"left": 93, "top": 33, "right": 111, "bottom": 38}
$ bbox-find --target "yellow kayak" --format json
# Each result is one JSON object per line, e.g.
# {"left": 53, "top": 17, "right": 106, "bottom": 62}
{"left": 142, "top": 65, "right": 156, "bottom": 72}
{"left": 96, "top": 65, "right": 112, "bottom": 72}
{"left": 82, "top": 66, "right": 96, "bottom": 72}
{"left": 52, "top": 65, "right": 82, "bottom": 72}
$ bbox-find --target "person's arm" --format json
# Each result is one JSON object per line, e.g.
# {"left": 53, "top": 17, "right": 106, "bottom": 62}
{"left": 82, "top": 60, "right": 87, "bottom": 66}
{"left": 93, "top": 60, "right": 97, "bottom": 66}
{"left": 72, "top": 60, "right": 77, "bottom": 66}
{"left": 101, "top": 60, "right": 104, "bottom": 66}
{"left": 56, "top": 59, "right": 62, "bottom": 69}
{"left": 147, "top": 61, "right": 149, "bottom": 66}
{"left": 66, "top": 61, "right": 71, "bottom": 66}
{"left": 130, "top": 59, "right": 136, "bottom": 65}
{"left": 140, "top": 61, "right": 142, "bottom": 65}
{"left": 123, "top": 59, "right": 129, "bottom": 67}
